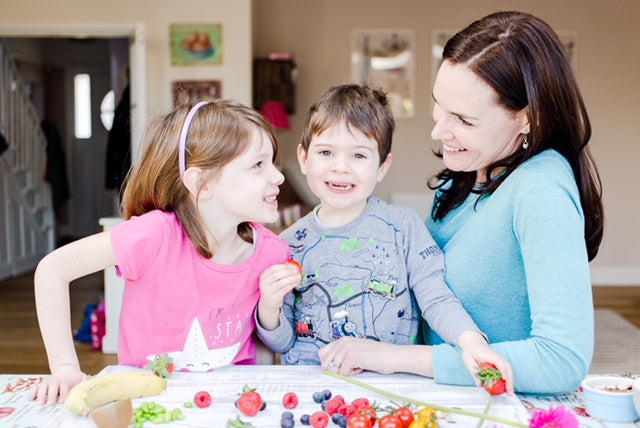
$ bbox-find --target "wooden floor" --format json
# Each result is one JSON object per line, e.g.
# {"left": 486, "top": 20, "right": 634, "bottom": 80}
{"left": 0, "top": 270, "right": 638, "bottom": 375}
{"left": 0, "top": 270, "right": 118, "bottom": 375}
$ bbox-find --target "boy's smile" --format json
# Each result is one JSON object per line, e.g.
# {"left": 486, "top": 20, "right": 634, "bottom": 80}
{"left": 298, "top": 120, "right": 391, "bottom": 227}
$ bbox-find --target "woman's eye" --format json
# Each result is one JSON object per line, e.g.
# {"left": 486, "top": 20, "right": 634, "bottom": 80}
{"left": 458, "top": 116, "right": 473, "bottom": 127}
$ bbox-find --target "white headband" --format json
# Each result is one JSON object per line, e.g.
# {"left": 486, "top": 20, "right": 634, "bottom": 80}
{"left": 179, "top": 101, "right": 210, "bottom": 178}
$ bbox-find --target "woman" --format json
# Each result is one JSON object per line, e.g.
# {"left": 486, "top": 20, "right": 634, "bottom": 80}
{"left": 425, "top": 11, "right": 604, "bottom": 394}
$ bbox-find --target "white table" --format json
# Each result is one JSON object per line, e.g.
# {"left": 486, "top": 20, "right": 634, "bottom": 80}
{"left": 1, "top": 365, "right": 527, "bottom": 427}
{"left": 2, "top": 366, "right": 637, "bottom": 428}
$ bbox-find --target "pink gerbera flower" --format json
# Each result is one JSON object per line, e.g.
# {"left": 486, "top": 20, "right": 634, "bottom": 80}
{"left": 529, "top": 406, "right": 579, "bottom": 428}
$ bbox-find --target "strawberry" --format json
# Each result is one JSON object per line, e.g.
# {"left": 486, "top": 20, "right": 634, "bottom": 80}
{"left": 286, "top": 260, "right": 303, "bottom": 273}
{"left": 282, "top": 391, "right": 298, "bottom": 409}
{"left": 144, "top": 353, "right": 174, "bottom": 378}
{"left": 235, "top": 385, "right": 264, "bottom": 417}
{"left": 194, "top": 390, "right": 212, "bottom": 408}
{"left": 476, "top": 362, "right": 507, "bottom": 395}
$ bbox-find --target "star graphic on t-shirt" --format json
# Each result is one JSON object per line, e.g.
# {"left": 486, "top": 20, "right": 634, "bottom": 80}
{"left": 160, "top": 318, "right": 241, "bottom": 372}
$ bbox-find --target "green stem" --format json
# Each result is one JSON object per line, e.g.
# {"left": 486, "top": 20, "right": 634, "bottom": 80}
{"left": 324, "top": 371, "right": 528, "bottom": 428}
{"left": 476, "top": 395, "right": 493, "bottom": 428}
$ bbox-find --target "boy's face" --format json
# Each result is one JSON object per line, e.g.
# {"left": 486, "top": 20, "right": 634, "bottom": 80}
{"left": 298, "top": 120, "right": 392, "bottom": 224}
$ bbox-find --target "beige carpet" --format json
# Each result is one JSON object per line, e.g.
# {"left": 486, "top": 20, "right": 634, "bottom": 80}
{"left": 590, "top": 309, "right": 640, "bottom": 374}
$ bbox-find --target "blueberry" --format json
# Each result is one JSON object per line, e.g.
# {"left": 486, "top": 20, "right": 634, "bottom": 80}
{"left": 281, "top": 417, "right": 295, "bottom": 428}
{"left": 261, "top": 401, "right": 267, "bottom": 411}
{"left": 332, "top": 413, "right": 345, "bottom": 424}
{"left": 322, "top": 389, "right": 332, "bottom": 400}
{"left": 312, "top": 391, "right": 324, "bottom": 403}
{"left": 281, "top": 410, "right": 294, "bottom": 419}
{"left": 300, "top": 414, "right": 310, "bottom": 425}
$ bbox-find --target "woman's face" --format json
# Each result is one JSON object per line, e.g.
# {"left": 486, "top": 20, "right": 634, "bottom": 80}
{"left": 431, "top": 60, "right": 529, "bottom": 183}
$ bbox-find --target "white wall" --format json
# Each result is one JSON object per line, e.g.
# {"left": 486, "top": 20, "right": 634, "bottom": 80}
{"left": 253, "top": 0, "right": 640, "bottom": 285}
{"left": 0, "top": 0, "right": 638, "bottom": 285}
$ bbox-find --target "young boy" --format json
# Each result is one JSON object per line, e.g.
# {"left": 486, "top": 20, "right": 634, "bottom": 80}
{"left": 256, "top": 84, "right": 512, "bottom": 389}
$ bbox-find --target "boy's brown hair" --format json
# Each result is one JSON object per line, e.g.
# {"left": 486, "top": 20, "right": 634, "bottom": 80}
{"left": 300, "top": 84, "right": 394, "bottom": 164}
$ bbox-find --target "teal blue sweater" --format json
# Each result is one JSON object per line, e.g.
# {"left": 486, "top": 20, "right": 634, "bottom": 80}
{"left": 425, "top": 150, "right": 593, "bottom": 394}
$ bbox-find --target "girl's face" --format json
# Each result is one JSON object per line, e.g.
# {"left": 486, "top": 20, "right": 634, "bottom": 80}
{"left": 208, "top": 129, "right": 284, "bottom": 225}
{"left": 298, "top": 120, "right": 391, "bottom": 227}
{"left": 431, "top": 60, "right": 529, "bottom": 183}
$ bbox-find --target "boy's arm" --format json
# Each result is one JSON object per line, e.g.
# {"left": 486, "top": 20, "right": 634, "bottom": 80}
{"left": 404, "top": 213, "right": 482, "bottom": 344}
{"left": 30, "top": 231, "right": 117, "bottom": 405}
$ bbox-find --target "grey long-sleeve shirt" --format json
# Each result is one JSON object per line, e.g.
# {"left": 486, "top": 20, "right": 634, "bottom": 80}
{"left": 256, "top": 197, "right": 481, "bottom": 365}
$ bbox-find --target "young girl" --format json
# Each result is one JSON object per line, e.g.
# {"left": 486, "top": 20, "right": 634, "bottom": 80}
{"left": 30, "top": 99, "right": 290, "bottom": 405}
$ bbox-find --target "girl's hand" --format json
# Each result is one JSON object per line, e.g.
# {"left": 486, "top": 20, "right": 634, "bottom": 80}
{"left": 28, "top": 365, "right": 88, "bottom": 405}
{"left": 257, "top": 262, "right": 302, "bottom": 330}
{"left": 458, "top": 330, "right": 514, "bottom": 395}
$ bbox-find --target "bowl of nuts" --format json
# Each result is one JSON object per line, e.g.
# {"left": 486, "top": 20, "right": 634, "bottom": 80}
{"left": 581, "top": 376, "right": 639, "bottom": 423}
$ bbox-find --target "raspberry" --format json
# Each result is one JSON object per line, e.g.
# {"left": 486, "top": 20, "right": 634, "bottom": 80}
{"left": 194, "top": 390, "right": 212, "bottom": 408}
{"left": 309, "top": 411, "right": 330, "bottom": 428}
{"left": 282, "top": 392, "right": 299, "bottom": 409}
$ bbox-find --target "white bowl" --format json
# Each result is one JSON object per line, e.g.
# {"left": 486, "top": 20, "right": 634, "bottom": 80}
{"left": 581, "top": 376, "right": 639, "bottom": 423}
{"left": 632, "top": 378, "right": 640, "bottom": 417}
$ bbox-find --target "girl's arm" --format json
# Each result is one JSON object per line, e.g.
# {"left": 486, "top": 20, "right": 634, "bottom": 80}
{"left": 29, "top": 231, "right": 118, "bottom": 405}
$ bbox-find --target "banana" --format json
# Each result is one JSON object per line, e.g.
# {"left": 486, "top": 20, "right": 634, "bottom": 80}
{"left": 64, "top": 371, "right": 167, "bottom": 416}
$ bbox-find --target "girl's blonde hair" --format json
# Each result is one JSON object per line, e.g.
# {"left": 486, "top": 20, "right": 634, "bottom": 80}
{"left": 120, "top": 98, "right": 278, "bottom": 259}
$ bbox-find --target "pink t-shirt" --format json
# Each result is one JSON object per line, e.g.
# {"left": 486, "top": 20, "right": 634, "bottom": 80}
{"left": 110, "top": 210, "right": 289, "bottom": 371}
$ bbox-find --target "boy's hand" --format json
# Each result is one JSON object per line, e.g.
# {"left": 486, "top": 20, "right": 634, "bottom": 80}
{"left": 257, "top": 262, "right": 303, "bottom": 330}
{"left": 458, "top": 330, "right": 514, "bottom": 395}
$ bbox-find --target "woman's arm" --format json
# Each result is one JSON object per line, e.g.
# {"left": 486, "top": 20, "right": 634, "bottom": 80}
{"left": 29, "top": 231, "right": 117, "bottom": 405}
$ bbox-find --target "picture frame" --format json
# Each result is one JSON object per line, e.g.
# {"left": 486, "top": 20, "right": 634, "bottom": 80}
{"left": 351, "top": 29, "right": 415, "bottom": 119}
{"left": 170, "top": 23, "right": 222, "bottom": 66}
{"left": 172, "top": 80, "right": 222, "bottom": 106}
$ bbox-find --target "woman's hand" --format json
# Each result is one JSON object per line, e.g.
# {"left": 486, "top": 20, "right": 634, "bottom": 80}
{"left": 319, "top": 337, "right": 434, "bottom": 378}
{"left": 257, "top": 263, "right": 302, "bottom": 330}
{"left": 28, "top": 365, "right": 88, "bottom": 405}
{"left": 458, "top": 330, "right": 514, "bottom": 395}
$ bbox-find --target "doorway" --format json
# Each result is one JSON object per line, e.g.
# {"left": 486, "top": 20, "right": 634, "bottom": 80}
{"left": 0, "top": 24, "right": 146, "bottom": 243}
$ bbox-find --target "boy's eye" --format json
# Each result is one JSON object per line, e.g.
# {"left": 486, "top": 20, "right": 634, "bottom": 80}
{"left": 353, "top": 153, "right": 366, "bottom": 160}
{"left": 318, "top": 150, "right": 332, "bottom": 156}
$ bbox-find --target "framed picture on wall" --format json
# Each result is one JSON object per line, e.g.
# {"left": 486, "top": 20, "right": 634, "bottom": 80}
{"left": 172, "top": 80, "right": 222, "bottom": 106}
{"left": 351, "top": 29, "right": 415, "bottom": 119}
{"left": 170, "top": 23, "right": 223, "bottom": 66}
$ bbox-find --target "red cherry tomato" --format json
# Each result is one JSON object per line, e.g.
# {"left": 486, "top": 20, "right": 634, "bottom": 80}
{"left": 347, "top": 413, "right": 372, "bottom": 428}
{"left": 358, "top": 405, "right": 377, "bottom": 425}
{"left": 379, "top": 414, "right": 403, "bottom": 428}
{"left": 395, "top": 407, "right": 415, "bottom": 428}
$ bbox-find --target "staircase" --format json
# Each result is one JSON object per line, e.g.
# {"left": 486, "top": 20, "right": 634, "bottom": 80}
{"left": 0, "top": 40, "right": 55, "bottom": 281}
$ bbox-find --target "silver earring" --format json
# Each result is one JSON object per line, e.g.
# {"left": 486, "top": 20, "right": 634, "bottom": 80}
{"left": 522, "top": 135, "right": 529, "bottom": 150}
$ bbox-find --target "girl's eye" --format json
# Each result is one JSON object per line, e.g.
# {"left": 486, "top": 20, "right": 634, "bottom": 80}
{"left": 318, "top": 150, "right": 332, "bottom": 157}
{"left": 254, "top": 161, "right": 263, "bottom": 169}
{"left": 353, "top": 153, "right": 366, "bottom": 160}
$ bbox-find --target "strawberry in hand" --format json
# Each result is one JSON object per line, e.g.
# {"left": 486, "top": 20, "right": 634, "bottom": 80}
{"left": 476, "top": 362, "right": 506, "bottom": 395}
{"left": 144, "top": 353, "right": 174, "bottom": 378}
{"left": 286, "top": 260, "right": 303, "bottom": 274}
